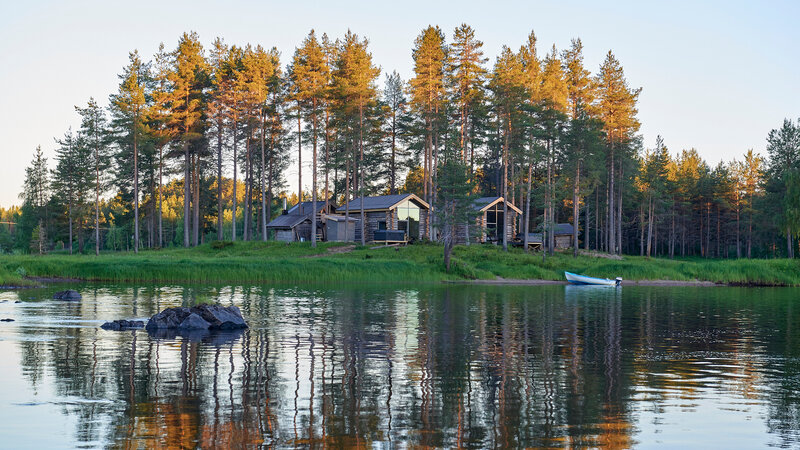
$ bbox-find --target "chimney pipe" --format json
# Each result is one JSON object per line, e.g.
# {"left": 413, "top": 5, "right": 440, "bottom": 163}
{"left": 282, "top": 198, "right": 287, "bottom": 215}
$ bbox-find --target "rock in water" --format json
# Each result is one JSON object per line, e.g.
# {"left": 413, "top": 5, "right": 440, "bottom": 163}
{"left": 53, "top": 290, "right": 82, "bottom": 301}
{"left": 193, "top": 304, "right": 248, "bottom": 330}
{"left": 101, "top": 320, "right": 145, "bottom": 331}
{"left": 0, "top": 318, "right": 14, "bottom": 322}
{"left": 145, "top": 304, "right": 248, "bottom": 332}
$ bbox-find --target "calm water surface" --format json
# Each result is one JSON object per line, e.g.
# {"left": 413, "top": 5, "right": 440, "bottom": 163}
{"left": 0, "top": 284, "right": 798, "bottom": 448}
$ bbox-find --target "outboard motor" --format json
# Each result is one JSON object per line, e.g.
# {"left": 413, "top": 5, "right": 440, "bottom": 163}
{"left": 615, "top": 277, "right": 623, "bottom": 287}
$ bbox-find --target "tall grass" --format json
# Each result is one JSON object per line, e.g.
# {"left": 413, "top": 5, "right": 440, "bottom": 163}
{"left": 1, "top": 241, "right": 799, "bottom": 285}
{"left": 0, "top": 265, "right": 36, "bottom": 287}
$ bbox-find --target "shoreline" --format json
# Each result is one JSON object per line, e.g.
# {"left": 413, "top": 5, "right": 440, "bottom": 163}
{"left": 451, "top": 278, "right": 724, "bottom": 287}
{"left": 1, "top": 243, "right": 798, "bottom": 287}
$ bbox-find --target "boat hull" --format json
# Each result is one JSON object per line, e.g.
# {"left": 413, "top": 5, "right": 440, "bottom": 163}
{"left": 564, "top": 272, "right": 620, "bottom": 286}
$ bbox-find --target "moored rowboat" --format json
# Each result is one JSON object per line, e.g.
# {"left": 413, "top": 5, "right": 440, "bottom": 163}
{"left": 564, "top": 271, "right": 622, "bottom": 286}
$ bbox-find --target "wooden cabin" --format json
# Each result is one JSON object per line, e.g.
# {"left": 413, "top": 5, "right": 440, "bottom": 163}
{"left": 340, "top": 194, "right": 430, "bottom": 243}
{"left": 553, "top": 223, "right": 575, "bottom": 249}
{"left": 456, "top": 196, "right": 522, "bottom": 244}
{"left": 266, "top": 200, "right": 336, "bottom": 242}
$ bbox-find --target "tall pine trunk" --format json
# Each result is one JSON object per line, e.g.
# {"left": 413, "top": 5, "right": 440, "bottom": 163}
{"left": 297, "top": 104, "right": 302, "bottom": 204}
{"left": 192, "top": 152, "right": 200, "bottom": 246}
{"left": 217, "top": 120, "right": 224, "bottom": 241}
{"left": 584, "top": 190, "right": 590, "bottom": 251}
{"left": 359, "top": 101, "right": 365, "bottom": 246}
{"left": 312, "top": 99, "right": 318, "bottom": 248}
{"left": 502, "top": 114, "right": 510, "bottom": 252}
{"left": 68, "top": 203, "right": 73, "bottom": 255}
{"left": 158, "top": 146, "right": 163, "bottom": 248}
{"left": 261, "top": 112, "right": 267, "bottom": 241}
{"left": 134, "top": 122, "right": 139, "bottom": 253}
{"left": 183, "top": 142, "right": 190, "bottom": 248}
{"left": 95, "top": 143, "right": 101, "bottom": 256}
{"left": 608, "top": 138, "right": 616, "bottom": 254}
{"left": 573, "top": 160, "right": 580, "bottom": 257}
{"left": 524, "top": 164, "right": 532, "bottom": 252}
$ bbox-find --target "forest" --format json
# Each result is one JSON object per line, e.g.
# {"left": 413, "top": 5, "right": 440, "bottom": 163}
{"left": 3, "top": 25, "right": 800, "bottom": 259}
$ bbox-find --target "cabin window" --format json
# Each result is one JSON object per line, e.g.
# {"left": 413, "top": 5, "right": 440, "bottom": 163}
{"left": 485, "top": 203, "right": 504, "bottom": 242}
{"left": 378, "top": 221, "right": 387, "bottom": 230}
{"left": 395, "top": 200, "right": 420, "bottom": 239}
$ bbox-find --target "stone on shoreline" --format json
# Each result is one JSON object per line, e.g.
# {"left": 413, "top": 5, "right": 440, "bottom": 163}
{"left": 53, "top": 290, "right": 82, "bottom": 301}
{"left": 145, "top": 304, "right": 248, "bottom": 332}
{"left": 101, "top": 320, "right": 145, "bottom": 331}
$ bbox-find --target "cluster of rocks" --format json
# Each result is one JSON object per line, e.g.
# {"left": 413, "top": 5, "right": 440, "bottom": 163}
{"left": 101, "top": 304, "right": 247, "bottom": 342}
{"left": 50, "top": 286, "right": 248, "bottom": 340}
{"left": 145, "top": 304, "right": 248, "bottom": 332}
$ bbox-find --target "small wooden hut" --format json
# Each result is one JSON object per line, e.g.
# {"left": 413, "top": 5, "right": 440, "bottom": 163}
{"left": 266, "top": 200, "right": 335, "bottom": 242}
{"left": 553, "top": 223, "right": 575, "bottom": 249}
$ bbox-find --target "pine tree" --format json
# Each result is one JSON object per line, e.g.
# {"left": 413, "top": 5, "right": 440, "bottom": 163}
{"left": 165, "top": 32, "right": 209, "bottom": 247}
{"left": 448, "top": 24, "right": 487, "bottom": 164}
{"left": 52, "top": 129, "right": 90, "bottom": 254}
{"left": 595, "top": 51, "right": 641, "bottom": 254}
{"left": 148, "top": 43, "right": 175, "bottom": 248}
{"left": 436, "top": 150, "right": 477, "bottom": 271}
{"left": 76, "top": 98, "right": 110, "bottom": 255}
{"left": 488, "top": 46, "right": 526, "bottom": 251}
{"left": 110, "top": 51, "right": 149, "bottom": 253}
{"left": 562, "top": 38, "right": 597, "bottom": 256}
{"left": 332, "top": 31, "right": 380, "bottom": 245}
{"left": 290, "top": 30, "right": 329, "bottom": 247}
{"left": 383, "top": 71, "right": 406, "bottom": 194}
{"left": 766, "top": 118, "right": 800, "bottom": 257}
{"left": 208, "top": 37, "right": 229, "bottom": 241}
{"left": 408, "top": 26, "right": 447, "bottom": 238}
{"left": 20, "top": 147, "right": 49, "bottom": 254}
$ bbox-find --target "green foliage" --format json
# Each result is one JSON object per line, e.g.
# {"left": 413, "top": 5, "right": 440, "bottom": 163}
{"left": 210, "top": 240, "right": 234, "bottom": 250}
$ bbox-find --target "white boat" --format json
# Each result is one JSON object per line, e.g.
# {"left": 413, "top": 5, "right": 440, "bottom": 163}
{"left": 564, "top": 271, "right": 622, "bottom": 286}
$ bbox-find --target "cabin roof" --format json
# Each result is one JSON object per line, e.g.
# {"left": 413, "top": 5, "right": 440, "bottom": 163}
{"left": 267, "top": 200, "right": 335, "bottom": 229}
{"left": 341, "top": 193, "right": 429, "bottom": 211}
{"left": 286, "top": 200, "right": 335, "bottom": 216}
{"left": 472, "top": 196, "right": 523, "bottom": 215}
{"left": 266, "top": 214, "right": 308, "bottom": 229}
{"left": 517, "top": 232, "right": 543, "bottom": 244}
{"left": 552, "top": 223, "right": 575, "bottom": 235}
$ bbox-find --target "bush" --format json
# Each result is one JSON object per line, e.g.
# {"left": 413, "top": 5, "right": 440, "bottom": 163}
{"left": 210, "top": 240, "right": 234, "bottom": 250}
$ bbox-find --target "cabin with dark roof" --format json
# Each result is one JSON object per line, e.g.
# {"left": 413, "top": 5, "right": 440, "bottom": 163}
{"left": 455, "top": 196, "right": 521, "bottom": 244}
{"left": 266, "top": 200, "right": 336, "bottom": 242}
{"left": 340, "top": 194, "right": 429, "bottom": 243}
{"left": 552, "top": 223, "right": 575, "bottom": 248}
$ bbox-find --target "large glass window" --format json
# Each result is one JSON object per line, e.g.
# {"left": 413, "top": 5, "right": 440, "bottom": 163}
{"left": 485, "top": 203, "right": 504, "bottom": 242}
{"left": 395, "top": 200, "right": 420, "bottom": 239}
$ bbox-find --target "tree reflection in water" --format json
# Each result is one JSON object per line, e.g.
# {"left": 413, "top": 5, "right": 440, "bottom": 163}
{"left": 2, "top": 284, "right": 800, "bottom": 448}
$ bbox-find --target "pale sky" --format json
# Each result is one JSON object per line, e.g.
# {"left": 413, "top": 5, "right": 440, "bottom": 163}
{"left": 1, "top": 0, "right": 798, "bottom": 207}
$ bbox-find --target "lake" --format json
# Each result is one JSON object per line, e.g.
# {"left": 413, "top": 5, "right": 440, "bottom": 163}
{"left": 0, "top": 283, "right": 798, "bottom": 448}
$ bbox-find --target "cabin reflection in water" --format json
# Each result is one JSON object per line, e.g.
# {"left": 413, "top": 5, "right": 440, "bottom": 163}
{"left": 6, "top": 284, "right": 800, "bottom": 448}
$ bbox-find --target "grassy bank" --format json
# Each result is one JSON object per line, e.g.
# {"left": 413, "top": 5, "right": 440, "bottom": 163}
{"left": 0, "top": 265, "right": 37, "bottom": 287}
{"left": 1, "top": 241, "right": 799, "bottom": 285}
